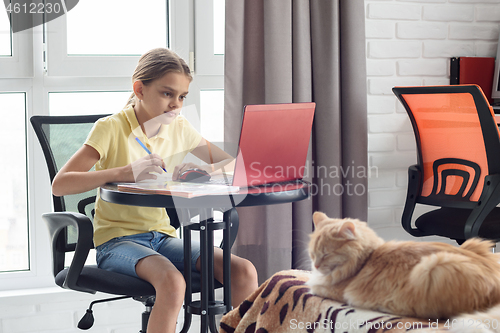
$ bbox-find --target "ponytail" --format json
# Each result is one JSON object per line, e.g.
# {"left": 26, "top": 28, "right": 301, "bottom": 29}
{"left": 125, "top": 92, "right": 137, "bottom": 108}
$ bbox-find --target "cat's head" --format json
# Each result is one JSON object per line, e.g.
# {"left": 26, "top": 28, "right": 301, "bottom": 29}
{"left": 308, "top": 212, "right": 383, "bottom": 283}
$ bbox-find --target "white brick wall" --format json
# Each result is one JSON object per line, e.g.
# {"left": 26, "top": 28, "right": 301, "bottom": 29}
{"left": 365, "top": 0, "right": 500, "bottom": 237}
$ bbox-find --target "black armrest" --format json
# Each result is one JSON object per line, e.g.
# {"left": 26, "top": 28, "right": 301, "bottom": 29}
{"left": 77, "top": 196, "right": 97, "bottom": 218}
{"left": 42, "top": 212, "right": 96, "bottom": 294}
{"left": 465, "top": 173, "right": 500, "bottom": 238}
{"left": 401, "top": 165, "right": 426, "bottom": 237}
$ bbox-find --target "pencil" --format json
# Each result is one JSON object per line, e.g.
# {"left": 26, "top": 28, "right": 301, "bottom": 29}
{"left": 135, "top": 137, "right": 167, "bottom": 173}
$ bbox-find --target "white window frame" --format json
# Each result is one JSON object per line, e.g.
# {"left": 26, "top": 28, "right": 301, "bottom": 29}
{"left": 45, "top": 1, "right": 171, "bottom": 77}
{"left": 194, "top": 0, "right": 224, "bottom": 76}
{"left": 170, "top": 0, "right": 191, "bottom": 64}
{"left": 0, "top": 13, "right": 34, "bottom": 78}
{"left": 189, "top": 0, "right": 224, "bottom": 139}
{"left": 0, "top": 74, "right": 55, "bottom": 290}
{"left": 0, "top": 0, "right": 225, "bottom": 291}
{"left": 45, "top": 17, "right": 138, "bottom": 77}
{"left": 0, "top": 20, "right": 62, "bottom": 289}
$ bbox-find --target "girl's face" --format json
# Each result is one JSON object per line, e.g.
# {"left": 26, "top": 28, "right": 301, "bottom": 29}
{"left": 136, "top": 72, "right": 191, "bottom": 125}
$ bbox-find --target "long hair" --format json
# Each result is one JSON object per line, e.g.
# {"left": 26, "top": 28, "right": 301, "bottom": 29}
{"left": 125, "top": 48, "right": 192, "bottom": 108}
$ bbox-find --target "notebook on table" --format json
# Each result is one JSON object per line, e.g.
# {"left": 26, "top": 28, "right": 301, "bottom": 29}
{"left": 211, "top": 102, "right": 316, "bottom": 189}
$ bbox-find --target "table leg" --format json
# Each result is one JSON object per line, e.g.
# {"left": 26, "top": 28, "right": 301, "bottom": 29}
{"left": 180, "top": 208, "right": 233, "bottom": 333}
{"left": 222, "top": 210, "right": 232, "bottom": 313}
{"left": 199, "top": 209, "right": 210, "bottom": 333}
{"left": 205, "top": 211, "right": 218, "bottom": 333}
{"left": 179, "top": 210, "right": 192, "bottom": 333}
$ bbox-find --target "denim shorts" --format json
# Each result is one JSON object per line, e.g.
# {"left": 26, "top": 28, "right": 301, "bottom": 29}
{"left": 95, "top": 231, "right": 201, "bottom": 278}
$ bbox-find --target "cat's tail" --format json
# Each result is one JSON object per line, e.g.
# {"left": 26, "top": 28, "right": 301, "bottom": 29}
{"left": 450, "top": 240, "right": 500, "bottom": 333}
{"left": 460, "top": 238, "right": 497, "bottom": 258}
{"left": 435, "top": 239, "right": 500, "bottom": 332}
{"left": 408, "top": 242, "right": 500, "bottom": 319}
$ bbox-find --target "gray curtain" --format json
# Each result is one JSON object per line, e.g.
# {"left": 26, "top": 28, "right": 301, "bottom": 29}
{"left": 225, "top": 0, "right": 367, "bottom": 284}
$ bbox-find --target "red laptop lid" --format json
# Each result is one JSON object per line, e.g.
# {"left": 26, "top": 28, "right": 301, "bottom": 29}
{"left": 232, "top": 102, "right": 316, "bottom": 187}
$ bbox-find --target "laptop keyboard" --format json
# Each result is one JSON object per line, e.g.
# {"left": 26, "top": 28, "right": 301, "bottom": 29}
{"left": 246, "top": 179, "right": 307, "bottom": 189}
{"left": 209, "top": 177, "right": 306, "bottom": 188}
{"left": 208, "top": 176, "right": 234, "bottom": 185}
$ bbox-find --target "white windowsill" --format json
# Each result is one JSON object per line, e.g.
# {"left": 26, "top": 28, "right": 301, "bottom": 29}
{"left": 0, "top": 285, "right": 97, "bottom": 302}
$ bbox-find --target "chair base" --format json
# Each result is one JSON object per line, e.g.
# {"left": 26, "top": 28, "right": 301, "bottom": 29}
{"left": 138, "top": 296, "right": 155, "bottom": 333}
{"left": 61, "top": 265, "right": 222, "bottom": 331}
{"left": 415, "top": 207, "right": 500, "bottom": 244}
{"left": 77, "top": 295, "right": 155, "bottom": 331}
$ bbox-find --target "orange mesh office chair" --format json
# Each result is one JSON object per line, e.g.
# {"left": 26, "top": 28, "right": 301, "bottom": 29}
{"left": 393, "top": 85, "right": 500, "bottom": 244}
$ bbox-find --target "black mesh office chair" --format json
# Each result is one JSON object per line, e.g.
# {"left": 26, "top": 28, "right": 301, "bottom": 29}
{"left": 30, "top": 114, "right": 239, "bottom": 332}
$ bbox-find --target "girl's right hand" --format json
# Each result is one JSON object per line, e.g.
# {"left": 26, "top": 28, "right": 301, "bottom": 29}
{"left": 127, "top": 153, "right": 166, "bottom": 182}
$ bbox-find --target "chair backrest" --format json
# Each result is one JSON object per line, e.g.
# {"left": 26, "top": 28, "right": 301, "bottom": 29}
{"left": 393, "top": 85, "right": 500, "bottom": 206}
{"left": 31, "top": 114, "right": 110, "bottom": 249}
{"left": 31, "top": 114, "right": 182, "bottom": 250}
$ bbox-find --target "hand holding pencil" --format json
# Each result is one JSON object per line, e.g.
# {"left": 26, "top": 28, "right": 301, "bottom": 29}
{"left": 135, "top": 137, "right": 167, "bottom": 172}
{"left": 128, "top": 137, "right": 167, "bottom": 182}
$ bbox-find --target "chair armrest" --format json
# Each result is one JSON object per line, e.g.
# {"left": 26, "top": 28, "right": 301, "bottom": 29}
{"left": 41, "top": 212, "right": 95, "bottom": 294}
{"left": 401, "top": 165, "right": 427, "bottom": 237}
{"left": 465, "top": 173, "right": 500, "bottom": 238}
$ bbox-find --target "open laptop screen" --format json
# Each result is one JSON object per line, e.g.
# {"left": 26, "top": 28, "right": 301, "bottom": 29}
{"left": 232, "top": 102, "right": 316, "bottom": 187}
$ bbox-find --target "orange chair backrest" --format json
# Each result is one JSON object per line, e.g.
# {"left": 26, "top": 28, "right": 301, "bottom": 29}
{"left": 395, "top": 85, "right": 499, "bottom": 203}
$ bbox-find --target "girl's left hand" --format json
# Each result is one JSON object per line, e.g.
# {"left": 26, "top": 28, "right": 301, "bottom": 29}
{"left": 172, "top": 162, "right": 209, "bottom": 180}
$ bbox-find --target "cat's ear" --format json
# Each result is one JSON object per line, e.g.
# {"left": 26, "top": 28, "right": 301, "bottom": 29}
{"left": 312, "top": 212, "right": 329, "bottom": 227}
{"left": 339, "top": 221, "right": 356, "bottom": 240}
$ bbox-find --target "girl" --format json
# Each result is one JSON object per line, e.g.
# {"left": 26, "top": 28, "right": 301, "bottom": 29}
{"left": 52, "top": 48, "right": 258, "bottom": 333}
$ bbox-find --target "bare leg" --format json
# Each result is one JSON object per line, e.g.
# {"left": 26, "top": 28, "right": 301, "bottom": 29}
{"left": 136, "top": 254, "right": 186, "bottom": 333}
{"left": 209, "top": 248, "right": 259, "bottom": 307}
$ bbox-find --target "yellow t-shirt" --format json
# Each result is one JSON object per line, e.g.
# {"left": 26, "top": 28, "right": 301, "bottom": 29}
{"left": 85, "top": 105, "right": 203, "bottom": 247}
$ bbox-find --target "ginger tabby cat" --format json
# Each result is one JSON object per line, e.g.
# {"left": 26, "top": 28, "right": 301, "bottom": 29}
{"left": 307, "top": 212, "right": 500, "bottom": 320}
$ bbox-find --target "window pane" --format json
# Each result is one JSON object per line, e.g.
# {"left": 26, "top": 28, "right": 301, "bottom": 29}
{"left": 0, "top": 93, "right": 28, "bottom": 272}
{"left": 0, "top": 10, "right": 12, "bottom": 56}
{"left": 213, "top": 0, "right": 224, "bottom": 55}
{"left": 49, "top": 91, "right": 132, "bottom": 116}
{"left": 66, "top": 0, "right": 167, "bottom": 56}
{"left": 200, "top": 90, "right": 224, "bottom": 142}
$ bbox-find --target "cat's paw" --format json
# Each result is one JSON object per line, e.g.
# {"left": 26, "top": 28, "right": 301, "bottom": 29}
{"left": 305, "top": 269, "right": 324, "bottom": 287}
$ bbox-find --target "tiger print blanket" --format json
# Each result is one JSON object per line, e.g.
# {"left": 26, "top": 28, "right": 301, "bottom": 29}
{"left": 220, "top": 270, "right": 449, "bottom": 333}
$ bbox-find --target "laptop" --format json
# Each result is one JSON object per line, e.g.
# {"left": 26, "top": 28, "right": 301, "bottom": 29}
{"left": 213, "top": 102, "right": 316, "bottom": 188}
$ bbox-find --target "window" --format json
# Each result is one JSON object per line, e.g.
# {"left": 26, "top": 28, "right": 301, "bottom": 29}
{"left": 0, "top": 93, "right": 28, "bottom": 273}
{"left": 0, "top": 0, "right": 225, "bottom": 291}
{"left": 49, "top": 91, "right": 132, "bottom": 116}
{"left": 194, "top": 0, "right": 224, "bottom": 75}
{"left": 190, "top": 0, "right": 225, "bottom": 145}
{"left": 0, "top": 5, "right": 33, "bottom": 78}
{"left": 0, "top": 10, "right": 12, "bottom": 56}
{"left": 46, "top": 0, "right": 168, "bottom": 76}
{"left": 66, "top": 1, "right": 167, "bottom": 56}
{"left": 213, "top": 0, "right": 225, "bottom": 56}
{"left": 200, "top": 90, "right": 224, "bottom": 143}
